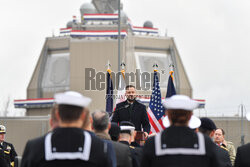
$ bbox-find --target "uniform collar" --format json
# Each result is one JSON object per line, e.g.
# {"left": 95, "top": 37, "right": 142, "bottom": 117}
{"left": 119, "top": 140, "right": 130, "bottom": 145}
{"left": 95, "top": 132, "right": 111, "bottom": 140}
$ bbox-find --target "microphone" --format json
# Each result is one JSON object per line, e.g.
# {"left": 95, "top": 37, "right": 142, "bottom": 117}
{"left": 115, "top": 104, "right": 130, "bottom": 111}
{"left": 111, "top": 104, "right": 130, "bottom": 119}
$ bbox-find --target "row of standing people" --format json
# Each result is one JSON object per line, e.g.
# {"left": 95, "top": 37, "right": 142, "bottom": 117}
{"left": 18, "top": 90, "right": 250, "bottom": 167}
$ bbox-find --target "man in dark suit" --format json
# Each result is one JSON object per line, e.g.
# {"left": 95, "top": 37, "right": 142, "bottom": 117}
{"left": 92, "top": 110, "right": 132, "bottom": 167}
{"left": 112, "top": 85, "right": 150, "bottom": 137}
{"left": 235, "top": 143, "right": 250, "bottom": 167}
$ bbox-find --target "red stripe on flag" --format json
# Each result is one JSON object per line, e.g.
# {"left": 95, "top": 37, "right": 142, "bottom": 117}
{"left": 158, "top": 117, "right": 165, "bottom": 130}
{"left": 147, "top": 112, "right": 160, "bottom": 133}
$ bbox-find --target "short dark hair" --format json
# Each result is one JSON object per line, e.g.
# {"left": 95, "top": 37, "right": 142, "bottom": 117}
{"left": 199, "top": 127, "right": 213, "bottom": 136}
{"left": 167, "top": 109, "right": 192, "bottom": 125}
{"left": 58, "top": 104, "right": 83, "bottom": 123}
{"left": 92, "top": 110, "right": 109, "bottom": 132}
{"left": 109, "top": 123, "right": 120, "bottom": 141}
{"left": 126, "top": 85, "right": 135, "bottom": 90}
{"left": 217, "top": 128, "right": 225, "bottom": 135}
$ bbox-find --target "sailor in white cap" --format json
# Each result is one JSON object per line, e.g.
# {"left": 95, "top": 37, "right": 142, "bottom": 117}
{"left": 21, "top": 91, "right": 110, "bottom": 167}
{"left": 141, "top": 95, "right": 222, "bottom": 167}
{"left": 0, "top": 125, "right": 17, "bottom": 167}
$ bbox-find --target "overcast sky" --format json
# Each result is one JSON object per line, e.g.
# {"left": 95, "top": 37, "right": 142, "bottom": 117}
{"left": 0, "top": 0, "right": 250, "bottom": 116}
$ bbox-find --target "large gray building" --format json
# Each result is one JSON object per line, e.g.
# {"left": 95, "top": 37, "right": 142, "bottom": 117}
{"left": 21, "top": 1, "right": 192, "bottom": 116}
{"left": 10, "top": 0, "right": 195, "bottom": 156}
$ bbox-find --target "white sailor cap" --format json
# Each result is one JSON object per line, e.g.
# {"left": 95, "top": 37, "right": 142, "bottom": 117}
{"left": 162, "top": 115, "right": 201, "bottom": 129}
{"left": 54, "top": 91, "right": 92, "bottom": 108}
{"left": 120, "top": 121, "right": 135, "bottom": 133}
{"left": 162, "top": 95, "right": 199, "bottom": 111}
{"left": 120, "top": 125, "right": 135, "bottom": 131}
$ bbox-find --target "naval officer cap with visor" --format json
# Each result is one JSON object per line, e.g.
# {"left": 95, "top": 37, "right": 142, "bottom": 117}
{"left": 120, "top": 121, "right": 135, "bottom": 135}
{"left": 54, "top": 91, "right": 92, "bottom": 108}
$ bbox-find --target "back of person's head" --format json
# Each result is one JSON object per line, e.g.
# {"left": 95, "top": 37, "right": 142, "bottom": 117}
{"left": 199, "top": 117, "right": 217, "bottom": 137}
{"left": 119, "top": 121, "right": 135, "bottom": 143}
{"left": 167, "top": 109, "right": 192, "bottom": 125}
{"left": 109, "top": 123, "right": 120, "bottom": 141}
{"left": 92, "top": 110, "right": 109, "bottom": 132}
{"left": 162, "top": 95, "right": 198, "bottom": 126}
{"left": 54, "top": 91, "right": 92, "bottom": 124}
{"left": 58, "top": 104, "right": 83, "bottom": 122}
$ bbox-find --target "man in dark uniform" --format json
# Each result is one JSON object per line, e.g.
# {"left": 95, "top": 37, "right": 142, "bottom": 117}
{"left": 112, "top": 85, "right": 150, "bottom": 138}
{"left": 0, "top": 125, "right": 17, "bottom": 167}
{"left": 199, "top": 117, "right": 232, "bottom": 167}
{"left": 234, "top": 112, "right": 250, "bottom": 167}
{"left": 235, "top": 143, "right": 250, "bottom": 167}
{"left": 21, "top": 91, "right": 110, "bottom": 167}
{"left": 119, "top": 121, "right": 142, "bottom": 167}
{"left": 141, "top": 95, "right": 221, "bottom": 167}
{"left": 0, "top": 144, "right": 8, "bottom": 167}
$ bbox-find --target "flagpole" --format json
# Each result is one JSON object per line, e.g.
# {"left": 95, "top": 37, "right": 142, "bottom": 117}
{"left": 118, "top": 0, "right": 121, "bottom": 73}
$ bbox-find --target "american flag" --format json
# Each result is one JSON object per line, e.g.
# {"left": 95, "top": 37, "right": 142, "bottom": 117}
{"left": 147, "top": 71, "right": 165, "bottom": 133}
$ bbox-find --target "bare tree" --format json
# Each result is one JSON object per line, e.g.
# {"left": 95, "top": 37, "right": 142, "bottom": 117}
{"left": 3, "top": 96, "right": 10, "bottom": 116}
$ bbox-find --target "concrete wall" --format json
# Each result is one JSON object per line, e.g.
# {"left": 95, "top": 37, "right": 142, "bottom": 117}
{"left": 211, "top": 117, "right": 250, "bottom": 149}
{"left": 0, "top": 117, "right": 49, "bottom": 156}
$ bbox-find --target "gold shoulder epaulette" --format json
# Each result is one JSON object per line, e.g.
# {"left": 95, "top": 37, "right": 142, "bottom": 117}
{"left": 220, "top": 146, "right": 229, "bottom": 152}
{"left": 129, "top": 146, "right": 135, "bottom": 149}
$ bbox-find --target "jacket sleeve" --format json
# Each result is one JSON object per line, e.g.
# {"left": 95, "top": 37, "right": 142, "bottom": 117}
{"left": 21, "top": 141, "right": 34, "bottom": 167}
{"left": 228, "top": 143, "right": 236, "bottom": 166}
{"left": 142, "top": 105, "right": 150, "bottom": 134}
{"left": 111, "top": 105, "right": 120, "bottom": 123}
{"left": 10, "top": 144, "right": 17, "bottom": 160}
{"left": 234, "top": 147, "right": 241, "bottom": 167}
{"left": 0, "top": 149, "right": 8, "bottom": 167}
{"left": 140, "top": 138, "right": 154, "bottom": 167}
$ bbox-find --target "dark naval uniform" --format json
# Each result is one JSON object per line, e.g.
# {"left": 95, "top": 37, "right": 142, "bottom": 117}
{"left": 0, "top": 148, "right": 8, "bottom": 167}
{"left": 112, "top": 100, "right": 150, "bottom": 133}
{"left": 119, "top": 141, "right": 142, "bottom": 167}
{"left": 0, "top": 141, "right": 17, "bottom": 167}
{"left": 141, "top": 126, "right": 221, "bottom": 167}
{"left": 235, "top": 143, "right": 250, "bottom": 167}
{"left": 21, "top": 128, "right": 110, "bottom": 167}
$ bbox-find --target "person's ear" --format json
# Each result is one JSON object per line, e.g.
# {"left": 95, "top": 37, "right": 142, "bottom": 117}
{"left": 108, "top": 123, "right": 111, "bottom": 130}
{"left": 187, "top": 112, "right": 193, "bottom": 121}
{"left": 49, "top": 118, "right": 53, "bottom": 128}
{"left": 210, "top": 130, "right": 215, "bottom": 138}
{"left": 55, "top": 110, "right": 60, "bottom": 122}
{"left": 80, "top": 110, "right": 86, "bottom": 121}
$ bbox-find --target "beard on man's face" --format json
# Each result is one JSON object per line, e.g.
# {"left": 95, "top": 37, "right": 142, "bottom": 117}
{"left": 127, "top": 95, "right": 136, "bottom": 102}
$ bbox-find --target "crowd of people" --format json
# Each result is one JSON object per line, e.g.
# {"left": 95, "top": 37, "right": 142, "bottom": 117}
{"left": 1, "top": 86, "right": 250, "bottom": 167}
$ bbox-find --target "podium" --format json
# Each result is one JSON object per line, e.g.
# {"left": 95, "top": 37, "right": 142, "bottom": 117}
{"left": 135, "top": 131, "right": 146, "bottom": 146}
